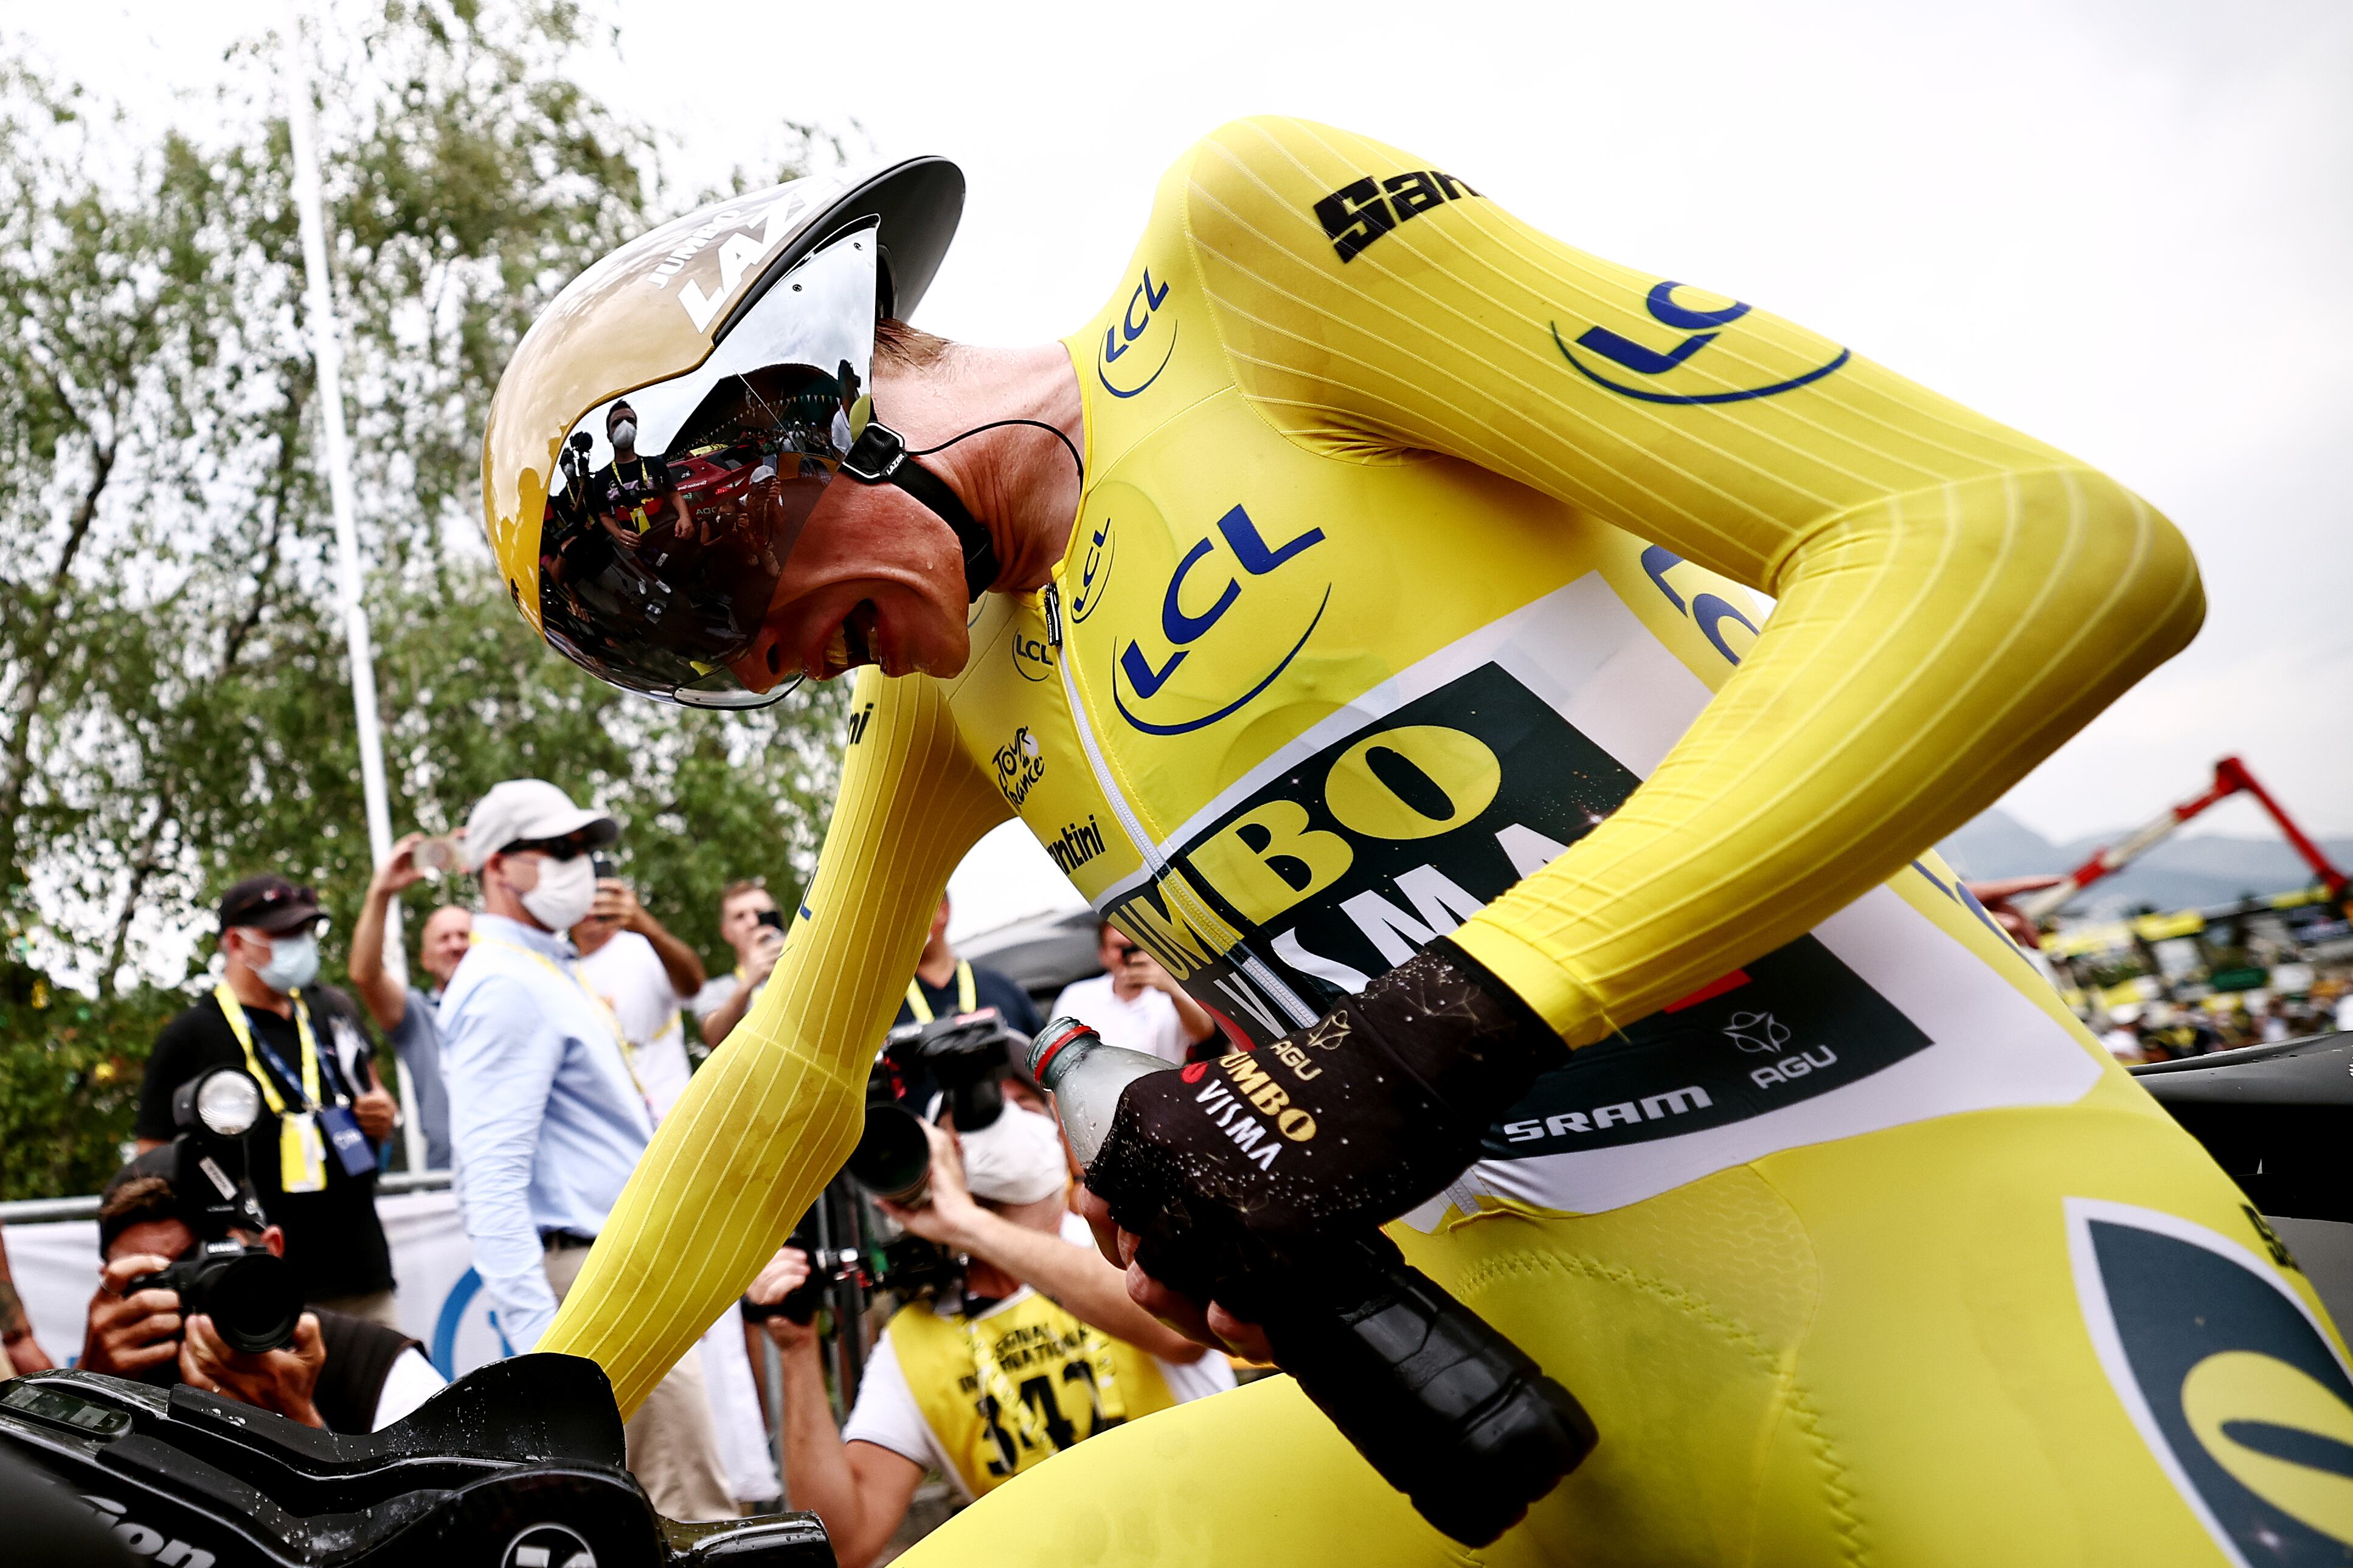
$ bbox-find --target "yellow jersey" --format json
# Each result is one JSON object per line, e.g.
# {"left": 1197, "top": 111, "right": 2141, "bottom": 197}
{"left": 542, "top": 115, "right": 2202, "bottom": 1419}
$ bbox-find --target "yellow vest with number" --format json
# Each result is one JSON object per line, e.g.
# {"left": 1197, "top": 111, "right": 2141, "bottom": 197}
{"left": 887, "top": 1291, "right": 1177, "bottom": 1498}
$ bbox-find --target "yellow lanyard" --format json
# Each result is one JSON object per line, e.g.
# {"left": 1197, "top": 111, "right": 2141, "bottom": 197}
{"left": 213, "top": 983, "right": 323, "bottom": 1113}
{"left": 626, "top": 459, "right": 654, "bottom": 531}
{"left": 474, "top": 936, "right": 648, "bottom": 1097}
{"left": 905, "top": 959, "right": 976, "bottom": 1024}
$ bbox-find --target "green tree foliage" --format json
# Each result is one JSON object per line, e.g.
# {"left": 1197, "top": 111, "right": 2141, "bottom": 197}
{"left": 0, "top": 4, "right": 850, "bottom": 1197}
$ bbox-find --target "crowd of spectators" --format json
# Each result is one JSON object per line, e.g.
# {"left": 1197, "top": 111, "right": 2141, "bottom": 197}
{"left": 5, "top": 773, "right": 1215, "bottom": 1530}
{"left": 8, "top": 778, "right": 2348, "bottom": 1538}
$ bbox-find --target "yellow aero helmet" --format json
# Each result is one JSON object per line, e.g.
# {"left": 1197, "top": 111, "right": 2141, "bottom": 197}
{"left": 482, "top": 159, "right": 963, "bottom": 708}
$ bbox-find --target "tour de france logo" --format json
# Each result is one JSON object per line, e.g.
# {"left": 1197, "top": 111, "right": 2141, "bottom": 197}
{"left": 2071, "top": 1197, "right": 2353, "bottom": 1559}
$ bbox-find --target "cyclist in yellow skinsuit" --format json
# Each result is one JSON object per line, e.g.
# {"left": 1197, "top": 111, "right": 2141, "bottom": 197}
{"left": 481, "top": 117, "right": 2353, "bottom": 1563}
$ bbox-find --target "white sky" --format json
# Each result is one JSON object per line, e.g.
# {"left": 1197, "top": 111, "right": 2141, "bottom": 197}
{"left": 15, "top": 0, "right": 2351, "bottom": 939}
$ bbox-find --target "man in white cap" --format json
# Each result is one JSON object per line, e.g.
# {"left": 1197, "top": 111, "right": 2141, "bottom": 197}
{"left": 437, "top": 778, "right": 732, "bottom": 1519}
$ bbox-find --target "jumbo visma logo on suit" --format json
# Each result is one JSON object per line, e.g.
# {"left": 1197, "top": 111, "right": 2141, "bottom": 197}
{"left": 2071, "top": 1199, "right": 2353, "bottom": 1561}
{"left": 1103, "top": 653, "right": 1931, "bottom": 1141}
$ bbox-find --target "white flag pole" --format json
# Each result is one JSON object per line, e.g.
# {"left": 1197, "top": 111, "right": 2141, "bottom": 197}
{"left": 280, "top": 3, "right": 411, "bottom": 1155}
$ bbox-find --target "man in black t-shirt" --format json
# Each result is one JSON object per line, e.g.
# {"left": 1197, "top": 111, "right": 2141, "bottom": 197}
{"left": 135, "top": 876, "right": 400, "bottom": 1324}
{"left": 892, "top": 893, "right": 1045, "bottom": 1037}
{"left": 593, "top": 399, "right": 691, "bottom": 542}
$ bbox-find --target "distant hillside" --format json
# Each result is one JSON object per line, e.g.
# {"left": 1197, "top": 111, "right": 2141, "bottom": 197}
{"left": 1938, "top": 808, "right": 2353, "bottom": 919}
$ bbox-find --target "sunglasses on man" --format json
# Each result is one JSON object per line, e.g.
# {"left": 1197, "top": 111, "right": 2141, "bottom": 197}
{"left": 501, "top": 835, "right": 595, "bottom": 862}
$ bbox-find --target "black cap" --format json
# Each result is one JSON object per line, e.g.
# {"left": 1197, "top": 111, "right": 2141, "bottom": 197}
{"left": 217, "top": 874, "right": 323, "bottom": 935}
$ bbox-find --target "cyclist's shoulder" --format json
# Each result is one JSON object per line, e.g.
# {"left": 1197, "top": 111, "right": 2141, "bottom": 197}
{"left": 1160, "top": 116, "right": 1464, "bottom": 245}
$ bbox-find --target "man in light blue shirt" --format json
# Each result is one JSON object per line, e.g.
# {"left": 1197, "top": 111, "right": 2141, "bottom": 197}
{"left": 438, "top": 778, "right": 732, "bottom": 1519}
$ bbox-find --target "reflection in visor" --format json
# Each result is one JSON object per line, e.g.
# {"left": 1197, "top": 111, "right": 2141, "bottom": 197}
{"left": 535, "top": 224, "right": 879, "bottom": 708}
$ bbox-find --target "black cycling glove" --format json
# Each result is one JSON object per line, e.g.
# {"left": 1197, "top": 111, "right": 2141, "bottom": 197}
{"left": 1084, "top": 941, "right": 1565, "bottom": 1279}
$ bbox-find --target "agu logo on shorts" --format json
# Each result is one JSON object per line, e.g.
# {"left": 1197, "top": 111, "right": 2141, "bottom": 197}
{"left": 2071, "top": 1198, "right": 2353, "bottom": 1561}
{"left": 1552, "top": 280, "right": 1848, "bottom": 406}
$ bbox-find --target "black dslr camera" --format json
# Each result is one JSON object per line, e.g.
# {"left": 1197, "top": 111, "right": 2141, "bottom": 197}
{"left": 844, "top": 1010, "right": 1019, "bottom": 1203}
{"left": 129, "top": 1066, "right": 305, "bottom": 1355}
{"left": 750, "top": 1010, "right": 1026, "bottom": 1325}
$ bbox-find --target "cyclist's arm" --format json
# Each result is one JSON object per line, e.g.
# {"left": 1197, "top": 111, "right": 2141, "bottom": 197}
{"left": 1183, "top": 117, "right": 2202, "bottom": 1043}
{"left": 539, "top": 668, "right": 1010, "bottom": 1414}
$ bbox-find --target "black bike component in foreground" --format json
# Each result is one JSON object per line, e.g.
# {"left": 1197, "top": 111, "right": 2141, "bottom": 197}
{"left": 0, "top": 1353, "right": 834, "bottom": 1567}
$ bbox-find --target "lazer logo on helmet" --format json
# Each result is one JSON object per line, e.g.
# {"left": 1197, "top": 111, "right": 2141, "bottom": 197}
{"left": 1551, "top": 280, "right": 1849, "bottom": 406}
{"left": 2071, "top": 1199, "right": 2353, "bottom": 1561}
{"left": 640, "top": 185, "right": 816, "bottom": 333}
{"left": 1112, "top": 503, "right": 1328, "bottom": 737}
{"left": 1315, "top": 170, "right": 1481, "bottom": 263}
{"left": 1097, "top": 264, "right": 1177, "bottom": 399}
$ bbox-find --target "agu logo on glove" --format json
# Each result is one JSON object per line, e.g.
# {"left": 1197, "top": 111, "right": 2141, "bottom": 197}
{"left": 2071, "top": 1198, "right": 2353, "bottom": 1559}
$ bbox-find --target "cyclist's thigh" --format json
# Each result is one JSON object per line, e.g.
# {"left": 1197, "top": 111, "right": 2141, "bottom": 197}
{"left": 910, "top": 1169, "right": 1831, "bottom": 1568}
{"left": 892, "top": 1372, "right": 1464, "bottom": 1568}
{"left": 1755, "top": 1087, "right": 2353, "bottom": 1565}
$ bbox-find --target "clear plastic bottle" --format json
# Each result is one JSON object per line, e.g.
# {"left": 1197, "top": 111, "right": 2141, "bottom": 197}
{"left": 1025, "top": 1018, "right": 1176, "bottom": 1169}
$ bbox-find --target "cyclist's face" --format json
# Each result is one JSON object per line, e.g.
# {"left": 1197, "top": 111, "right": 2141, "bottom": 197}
{"left": 737, "top": 478, "right": 973, "bottom": 685}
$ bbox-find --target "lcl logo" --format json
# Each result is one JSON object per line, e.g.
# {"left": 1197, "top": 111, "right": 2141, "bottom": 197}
{"left": 1097, "top": 266, "right": 1177, "bottom": 399}
{"left": 1114, "top": 503, "right": 1326, "bottom": 736}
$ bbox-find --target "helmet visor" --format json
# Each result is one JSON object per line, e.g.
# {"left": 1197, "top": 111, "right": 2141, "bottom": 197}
{"left": 536, "top": 223, "right": 879, "bottom": 708}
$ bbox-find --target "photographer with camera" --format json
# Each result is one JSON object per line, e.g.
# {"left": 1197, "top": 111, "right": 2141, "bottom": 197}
{"left": 694, "top": 879, "right": 786, "bottom": 1051}
{"left": 746, "top": 1035, "right": 1230, "bottom": 1567}
{"left": 136, "top": 876, "right": 400, "bottom": 1327}
{"left": 571, "top": 863, "right": 706, "bottom": 1125}
{"left": 78, "top": 1139, "right": 444, "bottom": 1432}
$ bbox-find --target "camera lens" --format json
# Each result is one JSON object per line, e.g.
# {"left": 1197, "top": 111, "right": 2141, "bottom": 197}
{"left": 189, "top": 1249, "right": 304, "bottom": 1355}
{"left": 845, "top": 1104, "right": 931, "bottom": 1205}
{"left": 194, "top": 1069, "right": 265, "bottom": 1138}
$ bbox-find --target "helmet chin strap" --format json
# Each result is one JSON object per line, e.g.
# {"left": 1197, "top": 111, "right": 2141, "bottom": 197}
{"left": 839, "top": 418, "right": 1084, "bottom": 603}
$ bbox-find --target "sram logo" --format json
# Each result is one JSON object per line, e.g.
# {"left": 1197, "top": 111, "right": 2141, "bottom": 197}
{"left": 1501, "top": 1085, "right": 1711, "bottom": 1142}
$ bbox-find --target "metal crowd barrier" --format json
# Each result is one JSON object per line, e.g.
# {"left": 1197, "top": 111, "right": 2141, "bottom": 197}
{"left": 0, "top": 1169, "right": 453, "bottom": 1225}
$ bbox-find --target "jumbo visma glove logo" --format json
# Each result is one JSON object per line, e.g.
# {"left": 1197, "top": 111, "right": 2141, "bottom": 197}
{"left": 2071, "top": 1198, "right": 2353, "bottom": 1561}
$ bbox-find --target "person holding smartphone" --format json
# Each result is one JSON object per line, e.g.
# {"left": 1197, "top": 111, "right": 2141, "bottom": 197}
{"left": 693, "top": 879, "right": 788, "bottom": 1051}
{"left": 1048, "top": 919, "right": 1220, "bottom": 1067}
{"left": 571, "top": 851, "right": 707, "bottom": 1124}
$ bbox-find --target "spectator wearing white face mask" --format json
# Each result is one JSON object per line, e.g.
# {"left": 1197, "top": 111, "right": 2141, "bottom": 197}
{"left": 134, "top": 876, "right": 401, "bottom": 1327}
{"left": 437, "top": 778, "right": 733, "bottom": 1520}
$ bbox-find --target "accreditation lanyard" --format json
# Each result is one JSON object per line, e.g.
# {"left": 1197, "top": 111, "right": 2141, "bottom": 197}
{"left": 475, "top": 937, "right": 650, "bottom": 1107}
{"left": 214, "top": 983, "right": 333, "bottom": 1194}
{"left": 904, "top": 960, "right": 976, "bottom": 1024}
{"left": 625, "top": 459, "right": 655, "bottom": 533}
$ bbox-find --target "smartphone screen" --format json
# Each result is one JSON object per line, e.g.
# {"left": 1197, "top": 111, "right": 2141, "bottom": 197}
{"left": 755, "top": 908, "right": 786, "bottom": 933}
